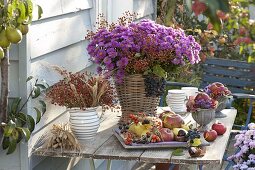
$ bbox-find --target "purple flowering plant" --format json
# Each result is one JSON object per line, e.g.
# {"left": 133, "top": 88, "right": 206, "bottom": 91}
{"left": 227, "top": 123, "right": 255, "bottom": 169}
{"left": 86, "top": 13, "right": 201, "bottom": 83}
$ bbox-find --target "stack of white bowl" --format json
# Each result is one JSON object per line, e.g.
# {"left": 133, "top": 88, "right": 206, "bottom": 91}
{"left": 166, "top": 89, "right": 187, "bottom": 113}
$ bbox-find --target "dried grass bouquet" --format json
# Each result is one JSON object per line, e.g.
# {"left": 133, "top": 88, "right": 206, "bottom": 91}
{"left": 46, "top": 67, "right": 114, "bottom": 110}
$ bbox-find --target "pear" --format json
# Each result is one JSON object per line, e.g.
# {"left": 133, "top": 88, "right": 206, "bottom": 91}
{"left": 173, "top": 128, "right": 188, "bottom": 136}
{"left": 6, "top": 26, "right": 22, "bottom": 44}
{"left": 128, "top": 123, "right": 149, "bottom": 137}
{"left": 181, "top": 124, "right": 190, "bottom": 131}
{"left": 0, "top": 47, "right": 4, "bottom": 60}
{"left": 0, "top": 30, "right": 11, "bottom": 48}
{"left": 18, "top": 24, "right": 29, "bottom": 35}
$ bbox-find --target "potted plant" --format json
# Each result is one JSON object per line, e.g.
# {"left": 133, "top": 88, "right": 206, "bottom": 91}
{"left": 203, "top": 82, "right": 232, "bottom": 118}
{"left": 227, "top": 123, "right": 255, "bottom": 169}
{"left": 46, "top": 68, "right": 114, "bottom": 140}
{"left": 186, "top": 92, "right": 218, "bottom": 131}
{"left": 86, "top": 14, "right": 201, "bottom": 121}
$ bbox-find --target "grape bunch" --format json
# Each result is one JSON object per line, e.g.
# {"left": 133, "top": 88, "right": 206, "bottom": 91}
{"left": 119, "top": 123, "right": 130, "bottom": 134}
{"left": 186, "top": 129, "right": 200, "bottom": 141}
{"left": 144, "top": 76, "right": 166, "bottom": 97}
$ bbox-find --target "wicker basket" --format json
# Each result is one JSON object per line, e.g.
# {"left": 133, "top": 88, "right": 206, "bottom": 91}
{"left": 115, "top": 74, "right": 160, "bottom": 122}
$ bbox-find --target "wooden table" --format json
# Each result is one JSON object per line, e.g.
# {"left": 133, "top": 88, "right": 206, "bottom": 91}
{"left": 32, "top": 108, "right": 237, "bottom": 170}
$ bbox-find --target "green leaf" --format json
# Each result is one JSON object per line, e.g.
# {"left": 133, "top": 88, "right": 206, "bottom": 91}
{"left": 7, "top": 139, "right": 17, "bottom": 155}
{"left": 17, "top": 127, "right": 30, "bottom": 142}
{"left": 39, "top": 100, "right": 46, "bottom": 115}
{"left": 37, "top": 5, "right": 43, "bottom": 19}
{"left": 152, "top": 65, "right": 167, "bottom": 78}
{"left": 172, "top": 148, "right": 184, "bottom": 156}
{"left": 3, "top": 120, "right": 16, "bottom": 137}
{"left": 34, "top": 107, "right": 41, "bottom": 124}
{"left": 32, "top": 86, "right": 41, "bottom": 99}
{"left": 11, "top": 129, "right": 19, "bottom": 141}
{"left": 16, "top": 112, "right": 27, "bottom": 126}
{"left": 36, "top": 83, "right": 47, "bottom": 89}
{"left": 10, "top": 97, "right": 22, "bottom": 114}
{"left": 2, "top": 137, "right": 10, "bottom": 150}
{"left": 17, "top": 2, "right": 27, "bottom": 23}
{"left": 26, "top": 115, "right": 35, "bottom": 132}
{"left": 26, "top": 76, "right": 33, "bottom": 82}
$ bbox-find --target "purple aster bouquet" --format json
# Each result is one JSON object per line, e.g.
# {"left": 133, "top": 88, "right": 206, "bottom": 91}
{"left": 186, "top": 92, "right": 218, "bottom": 112}
{"left": 86, "top": 13, "right": 201, "bottom": 84}
{"left": 227, "top": 123, "right": 255, "bottom": 169}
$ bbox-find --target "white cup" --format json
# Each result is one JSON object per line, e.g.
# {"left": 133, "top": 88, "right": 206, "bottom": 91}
{"left": 181, "top": 87, "right": 199, "bottom": 98}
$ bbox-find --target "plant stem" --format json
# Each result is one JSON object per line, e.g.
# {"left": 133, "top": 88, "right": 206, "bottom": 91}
{"left": 18, "top": 79, "right": 38, "bottom": 113}
{"left": 165, "top": 0, "right": 177, "bottom": 26}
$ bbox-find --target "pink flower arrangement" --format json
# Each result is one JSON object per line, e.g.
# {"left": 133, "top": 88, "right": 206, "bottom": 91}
{"left": 186, "top": 92, "right": 218, "bottom": 112}
{"left": 203, "top": 82, "right": 231, "bottom": 100}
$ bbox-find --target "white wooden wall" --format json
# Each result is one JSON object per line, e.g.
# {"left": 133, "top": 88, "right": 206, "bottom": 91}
{"left": 0, "top": 0, "right": 156, "bottom": 170}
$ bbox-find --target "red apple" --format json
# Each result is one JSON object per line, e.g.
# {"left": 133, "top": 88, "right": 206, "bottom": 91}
{"left": 204, "top": 129, "right": 218, "bottom": 142}
{"left": 212, "top": 122, "right": 227, "bottom": 135}
{"left": 163, "top": 114, "right": 184, "bottom": 129}
{"left": 159, "top": 128, "right": 174, "bottom": 142}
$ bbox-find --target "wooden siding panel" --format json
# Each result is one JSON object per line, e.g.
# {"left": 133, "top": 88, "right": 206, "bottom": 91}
{"left": 33, "top": 0, "right": 92, "bottom": 20}
{"left": 31, "top": 40, "right": 91, "bottom": 86}
{"left": 30, "top": 10, "right": 92, "bottom": 59}
{"left": 134, "top": 0, "right": 154, "bottom": 19}
{"left": 9, "top": 61, "right": 19, "bottom": 97}
{"left": 9, "top": 44, "right": 19, "bottom": 61}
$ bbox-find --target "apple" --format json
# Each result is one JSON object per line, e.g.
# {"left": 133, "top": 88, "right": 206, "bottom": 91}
{"left": 159, "top": 128, "right": 174, "bottom": 142}
{"left": 212, "top": 122, "right": 227, "bottom": 135}
{"left": 204, "top": 129, "right": 218, "bottom": 142}
{"left": 163, "top": 114, "right": 184, "bottom": 129}
{"left": 159, "top": 111, "right": 175, "bottom": 120}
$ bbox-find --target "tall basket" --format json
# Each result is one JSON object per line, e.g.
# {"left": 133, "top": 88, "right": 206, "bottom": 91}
{"left": 115, "top": 74, "right": 160, "bottom": 122}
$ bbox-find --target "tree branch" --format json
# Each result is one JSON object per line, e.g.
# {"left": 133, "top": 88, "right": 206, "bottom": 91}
{"left": 0, "top": 49, "right": 9, "bottom": 140}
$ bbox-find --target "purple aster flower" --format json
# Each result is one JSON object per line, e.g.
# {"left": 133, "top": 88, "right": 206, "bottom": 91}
{"left": 116, "top": 57, "right": 128, "bottom": 68}
{"left": 103, "top": 57, "right": 112, "bottom": 65}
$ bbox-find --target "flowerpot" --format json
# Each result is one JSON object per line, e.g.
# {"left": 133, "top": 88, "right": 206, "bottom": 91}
{"left": 215, "top": 96, "right": 229, "bottom": 118}
{"left": 192, "top": 109, "right": 215, "bottom": 131}
{"left": 69, "top": 107, "right": 100, "bottom": 141}
{"left": 115, "top": 74, "right": 161, "bottom": 122}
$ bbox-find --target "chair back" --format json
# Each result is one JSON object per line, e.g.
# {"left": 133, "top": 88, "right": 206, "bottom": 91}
{"left": 200, "top": 58, "right": 255, "bottom": 94}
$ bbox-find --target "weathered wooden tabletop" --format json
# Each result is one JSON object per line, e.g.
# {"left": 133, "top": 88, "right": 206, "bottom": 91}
{"left": 33, "top": 108, "right": 237, "bottom": 165}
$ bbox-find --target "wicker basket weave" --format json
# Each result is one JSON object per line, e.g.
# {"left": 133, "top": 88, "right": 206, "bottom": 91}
{"left": 115, "top": 74, "right": 160, "bottom": 122}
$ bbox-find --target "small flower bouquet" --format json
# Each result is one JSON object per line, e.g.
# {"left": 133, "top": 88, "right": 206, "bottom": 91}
{"left": 187, "top": 92, "right": 218, "bottom": 130}
{"left": 203, "top": 82, "right": 231, "bottom": 100}
{"left": 204, "top": 82, "right": 232, "bottom": 118}
{"left": 46, "top": 68, "right": 114, "bottom": 110}
{"left": 227, "top": 123, "right": 255, "bottom": 169}
{"left": 186, "top": 92, "right": 218, "bottom": 113}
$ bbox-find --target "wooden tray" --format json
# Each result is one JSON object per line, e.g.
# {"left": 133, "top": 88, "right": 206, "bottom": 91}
{"left": 113, "top": 128, "right": 188, "bottom": 149}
